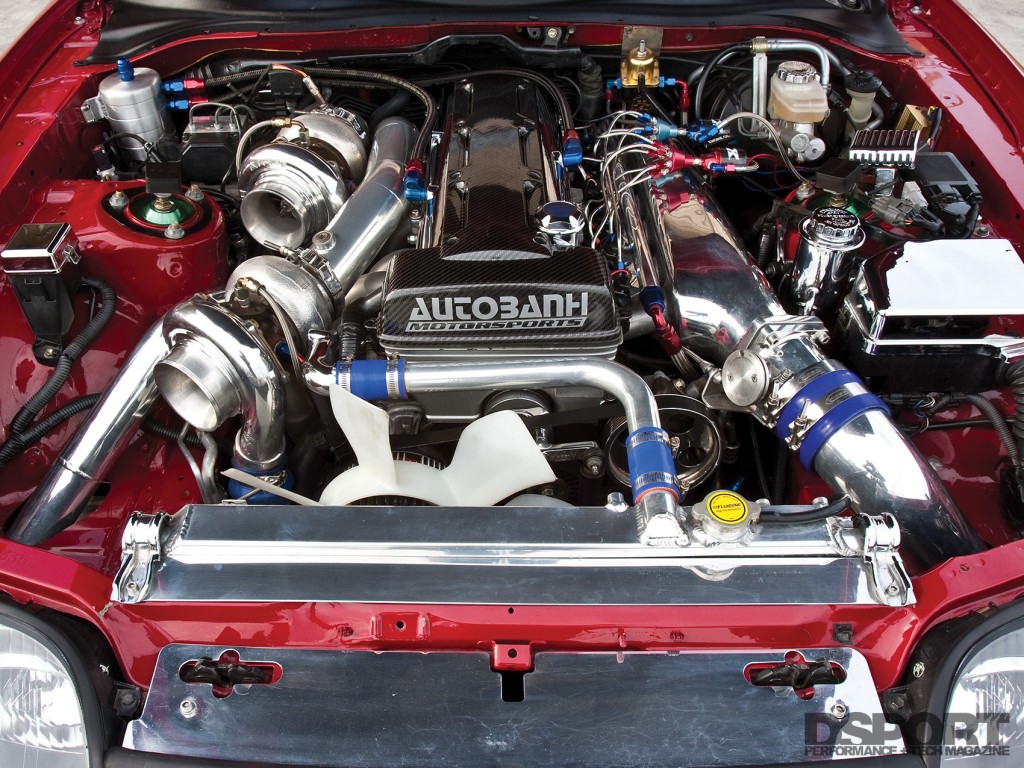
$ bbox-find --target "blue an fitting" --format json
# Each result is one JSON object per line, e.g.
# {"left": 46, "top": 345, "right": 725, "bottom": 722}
{"left": 651, "top": 120, "right": 681, "bottom": 141}
{"left": 167, "top": 99, "right": 190, "bottom": 112}
{"left": 774, "top": 369, "right": 890, "bottom": 471}
{"left": 561, "top": 132, "right": 583, "bottom": 169}
{"left": 336, "top": 359, "right": 407, "bottom": 401}
{"left": 685, "top": 121, "right": 720, "bottom": 143}
{"left": 227, "top": 458, "right": 294, "bottom": 505}
{"left": 162, "top": 79, "right": 186, "bottom": 94}
{"left": 116, "top": 58, "right": 135, "bottom": 82}
{"left": 625, "top": 427, "right": 680, "bottom": 504}
{"left": 402, "top": 170, "right": 427, "bottom": 204}
{"left": 638, "top": 286, "right": 666, "bottom": 312}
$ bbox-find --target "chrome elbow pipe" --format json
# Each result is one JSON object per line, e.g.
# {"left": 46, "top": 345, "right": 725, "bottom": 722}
{"left": 305, "top": 357, "right": 684, "bottom": 542}
{"left": 814, "top": 410, "right": 981, "bottom": 567}
{"left": 642, "top": 171, "right": 981, "bottom": 566}
{"left": 155, "top": 296, "right": 287, "bottom": 472}
{"left": 8, "top": 322, "right": 167, "bottom": 545}
{"left": 303, "top": 116, "right": 414, "bottom": 302}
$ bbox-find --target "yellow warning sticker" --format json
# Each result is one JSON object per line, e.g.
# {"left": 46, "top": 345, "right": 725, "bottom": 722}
{"left": 707, "top": 491, "right": 749, "bottom": 525}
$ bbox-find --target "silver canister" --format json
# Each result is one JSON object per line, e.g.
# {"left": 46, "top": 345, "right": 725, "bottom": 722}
{"left": 792, "top": 206, "right": 865, "bottom": 315}
{"left": 93, "top": 59, "right": 174, "bottom": 163}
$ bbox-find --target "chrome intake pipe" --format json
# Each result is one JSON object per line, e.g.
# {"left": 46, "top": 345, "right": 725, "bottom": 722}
{"left": 8, "top": 323, "right": 167, "bottom": 545}
{"left": 298, "top": 116, "right": 414, "bottom": 302}
{"left": 155, "top": 296, "right": 287, "bottom": 472}
{"left": 633, "top": 170, "right": 981, "bottom": 567}
{"left": 305, "top": 357, "right": 685, "bottom": 544}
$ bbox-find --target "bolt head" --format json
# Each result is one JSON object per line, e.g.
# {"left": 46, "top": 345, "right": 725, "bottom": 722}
{"left": 179, "top": 698, "right": 197, "bottom": 718}
{"left": 606, "top": 492, "right": 629, "bottom": 513}
{"left": 830, "top": 702, "right": 848, "bottom": 720}
{"left": 164, "top": 221, "right": 185, "bottom": 240}
{"left": 546, "top": 27, "right": 559, "bottom": 39}
{"left": 912, "top": 661, "right": 926, "bottom": 678}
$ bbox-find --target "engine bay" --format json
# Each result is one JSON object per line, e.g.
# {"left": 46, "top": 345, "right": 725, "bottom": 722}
{"left": 2, "top": 8, "right": 1024, "bottom": 719}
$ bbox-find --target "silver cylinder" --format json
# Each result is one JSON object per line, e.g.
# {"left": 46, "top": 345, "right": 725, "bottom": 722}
{"left": 311, "top": 116, "right": 414, "bottom": 300}
{"left": 792, "top": 207, "right": 865, "bottom": 315}
{"left": 9, "top": 322, "right": 168, "bottom": 545}
{"left": 96, "top": 67, "right": 174, "bottom": 163}
{"left": 156, "top": 297, "right": 287, "bottom": 471}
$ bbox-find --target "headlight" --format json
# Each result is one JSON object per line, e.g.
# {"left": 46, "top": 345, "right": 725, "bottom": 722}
{"left": 942, "top": 623, "right": 1024, "bottom": 765}
{"left": 0, "top": 611, "right": 90, "bottom": 768}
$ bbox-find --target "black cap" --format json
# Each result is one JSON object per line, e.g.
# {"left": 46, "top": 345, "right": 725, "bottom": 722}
{"left": 844, "top": 70, "right": 882, "bottom": 95}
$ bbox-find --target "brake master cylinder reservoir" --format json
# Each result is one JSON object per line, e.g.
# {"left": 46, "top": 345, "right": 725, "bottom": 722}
{"left": 768, "top": 61, "right": 828, "bottom": 124}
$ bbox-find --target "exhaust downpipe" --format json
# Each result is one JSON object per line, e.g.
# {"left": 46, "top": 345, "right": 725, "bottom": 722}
{"left": 633, "top": 169, "right": 982, "bottom": 567}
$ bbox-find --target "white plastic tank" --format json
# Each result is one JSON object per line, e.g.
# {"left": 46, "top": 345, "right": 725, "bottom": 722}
{"left": 768, "top": 60, "right": 828, "bottom": 124}
{"left": 96, "top": 58, "right": 174, "bottom": 163}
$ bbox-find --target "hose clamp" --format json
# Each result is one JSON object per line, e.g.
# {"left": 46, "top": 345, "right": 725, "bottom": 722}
{"left": 773, "top": 367, "right": 889, "bottom": 470}
{"left": 294, "top": 249, "right": 343, "bottom": 298}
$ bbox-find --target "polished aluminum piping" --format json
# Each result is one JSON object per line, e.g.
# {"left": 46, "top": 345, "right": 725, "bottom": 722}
{"left": 156, "top": 296, "right": 286, "bottom": 472}
{"left": 304, "top": 116, "right": 414, "bottom": 302}
{"left": 641, "top": 170, "right": 981, "bottom": 566}
{"left": 305, "top": 357, "right": 684, "bottom": 542}
{"left": 8, "top": 322, "right": 167, "bottom": 545}
{"left": 757, "top": 39, "right": 831, "bottom": 88}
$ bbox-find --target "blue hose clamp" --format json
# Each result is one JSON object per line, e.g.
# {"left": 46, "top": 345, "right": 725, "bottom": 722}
{"left": 227, "top": 458, "right": 294, "bottom": 505}
{"left": 336, "top": 359, "right": 407, "bottom": 400}
{"left": 774, "top": 369, "right": 889, "bottom": 471}
{"left": 626, "top": 426, "right": 680, "bottom": 504}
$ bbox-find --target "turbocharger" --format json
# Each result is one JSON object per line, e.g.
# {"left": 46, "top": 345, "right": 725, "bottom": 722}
{"left": 237, "top": 107, "right": 368, "bottom": 249}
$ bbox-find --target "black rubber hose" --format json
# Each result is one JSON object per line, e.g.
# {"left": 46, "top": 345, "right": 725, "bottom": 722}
{"left": 1005, "top": 361, "right": 1024, "bottom": 460}
{"left": 694, "top": 43, "right": 750, "bottom": 121}
{"left": 9, "top": 277, "right": 116, "bottom": 435}
{"left": 0, "top": 394, "right": 102, "bottom": 468}
{"left": 747, "top": 421, "right": 772, "bottom": 501}
{"left": 369, "top": 89, "right": 411, "bottom": 129}
{"left": 963, "top": 393, "right": 1019, "bottom": 466}
{"left": 140, "top": 420, "right": 204, "bottom": 448}
{"left": 759, "top": 495, "right": 851, "bottom": 524}
{"left": 414, "top": 68, "right": 574, "bottom": 132}
{"left": 772, "top": 442, "right": 788, "bottom": 505}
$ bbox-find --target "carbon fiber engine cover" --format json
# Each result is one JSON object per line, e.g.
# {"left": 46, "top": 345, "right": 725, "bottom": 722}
{"left": 378, "top": 74, "right": 621, "bottom": 359}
